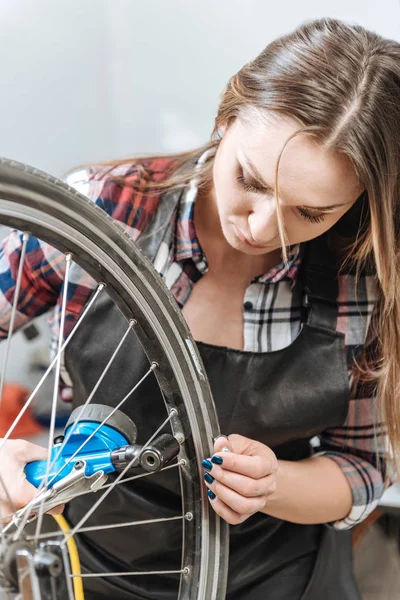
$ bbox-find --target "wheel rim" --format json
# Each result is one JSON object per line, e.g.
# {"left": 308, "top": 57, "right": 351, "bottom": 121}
{"left": 0, "top": 158, "right": 229, "bottom": 600}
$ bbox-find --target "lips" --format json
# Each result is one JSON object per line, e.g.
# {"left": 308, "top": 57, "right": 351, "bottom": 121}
{"left": 233, "top": 224, "right": 270, "bottom": 249}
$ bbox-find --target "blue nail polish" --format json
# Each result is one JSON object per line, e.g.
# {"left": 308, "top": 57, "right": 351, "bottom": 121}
{"left": 204, "top": 472, "right": 214, "bottom": 484}
{"left": 211, "top": 455, "right": 223, "bottom": 465}
{"left": 202, "top": 459, "right": 213, "bottom": 470}
{"left": 207, "top": 489, "right": 216, "bottom": 500}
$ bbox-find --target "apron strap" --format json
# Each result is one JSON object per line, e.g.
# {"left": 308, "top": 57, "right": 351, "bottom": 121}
{"left": 136, "top": 170, "right": 341, "bottom": 336}
{"left": 302, "top": 234, "right": 339, "bottom": 332}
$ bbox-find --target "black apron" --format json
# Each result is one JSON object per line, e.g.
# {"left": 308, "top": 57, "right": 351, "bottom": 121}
{"left": 63, "top": 193, "right": 361, "bottom": 600}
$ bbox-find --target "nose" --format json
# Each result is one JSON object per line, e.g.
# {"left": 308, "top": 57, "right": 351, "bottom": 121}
{"left": 248, "top": 199, "right": 279, "bottom": 245}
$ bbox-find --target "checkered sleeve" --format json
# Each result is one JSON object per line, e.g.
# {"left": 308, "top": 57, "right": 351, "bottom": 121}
{"left": 0, "top": 159, "right": 176, "bottom": 340}
{"left": 315, "top": 274, "right": 387, "bottom": 529}
{"left": 0, "top": 168, "right": 111, "bottom": 338}
{"left": 316, "top": 388, "right": 386, "bottom": 530}
{"left": 0, "top": 230, "right": 66, "bottom": 336}
{"left": 65, "top": 159, "right": 178, "bottom": 238}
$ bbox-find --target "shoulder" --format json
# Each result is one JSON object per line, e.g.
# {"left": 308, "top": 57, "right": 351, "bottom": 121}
{"left": 305, "top": 230, "right": 380, "bottom": 349}
{"left": 64, "top": 156, "right": 180, "bottom": 240}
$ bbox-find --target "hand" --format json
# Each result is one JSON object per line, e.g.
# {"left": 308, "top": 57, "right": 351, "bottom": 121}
{"left": 0, "top": 439, "right": 64, "bottom": 524}
{"left": 202, "top": 434, "right": 278, "bottom": 525}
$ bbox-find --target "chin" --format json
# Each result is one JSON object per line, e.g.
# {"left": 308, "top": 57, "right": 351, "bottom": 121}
{"left": 228, "top": 234, "right": 274, "bottom": 255}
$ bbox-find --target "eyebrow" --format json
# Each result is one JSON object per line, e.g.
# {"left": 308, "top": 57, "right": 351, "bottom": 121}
{"left": 241, "top": 153, "right": 350, "bottom": 212}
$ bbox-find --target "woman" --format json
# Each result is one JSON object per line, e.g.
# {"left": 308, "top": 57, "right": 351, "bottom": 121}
{"left": 0, "top": 16, "right": 396, "bottom": 599}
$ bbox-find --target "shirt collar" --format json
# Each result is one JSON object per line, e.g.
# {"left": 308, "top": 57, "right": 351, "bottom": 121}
{"left": 174, "top": 150, "right": 211, "bottom": 270}
{"left": 256, "top": 244, "right": 303, "bottom": 286}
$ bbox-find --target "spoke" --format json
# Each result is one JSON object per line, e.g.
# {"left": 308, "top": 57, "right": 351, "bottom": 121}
{"left": 61, "top": 409, "right": 177, "bottom": 547}
{"left": 178, "top": 453, "right": 186, "bottom": 598}
{"left": 9, "top": 283, "right": 106, "bottom": 541}
{"left": 0, "top": 232, "right": 29, "bottom": 409}
{"left": 0, "top": 588, "right": 14, "bottom": 600}
{"left": 12, "top": 358, "right": 155, "bottom": 542}
{"left": 72, "top": 569, "right": 186, "bottom": 578}
{"left": 0, "top": 462, "right": 183, "bottom": 525}
{"left": 29, "top": 514, "right": 186, "bottom": 540}
{"left": 0, "top": 282, "right": 105, "bottom": 451}
{"left": 100, "top": 461, "right": 182, "bottom": 489}
{"left": 69, "top": 459, "right": 182, "bottom": 500}
{"left": 0, "top": 518, "right": 16, "bottom": 536}
{"left": 0, "top": 472, "right": 17, "bottom": 533}
{"left": 44, "top": 320, "right": 140, "bottom": 486}
{"left": 40, "top": 359, "right": 156, "bottom": 502}
{"left": 34, "top": 254, "right": 72, "bottom": 542}
{"left": 21, "top": 317, "right": 138, "bottom": 515}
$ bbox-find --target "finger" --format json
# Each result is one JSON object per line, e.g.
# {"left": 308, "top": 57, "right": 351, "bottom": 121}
{"left": 224, "top": 434, "right": 262, "bottom": 455}
{"left": 206, "top": 491, "right": 251, "bottom": 526}
{"left": 0, "top": 503, "right": 14, "bottom": 524}
{"left": 7, "top": 439, "right": 48, "bottom": 463}
{"left": 210, "top": 451, "right": 277, "bottom": 479}
{"left": 47, "top": 503, "right": 65, "bottom": 516}
{"left": 205, "top": 466, "right": 275, "bottom": 497}
{"left": 61, "top": 387, "right": 73, "bottom": 401}
{"left": 214, "top": 435, "right": 233, "bottom": 454}
{"left": 0, "top": 479, "right": 38, "bottom": 516}
{"left": 204, "top": 476, "right": 266, "bottom": 515}
{"left": 16, "top": 479, "right": 41, "bottom": 508}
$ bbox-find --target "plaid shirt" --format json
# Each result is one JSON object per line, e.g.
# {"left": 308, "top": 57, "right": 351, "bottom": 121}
{"left": 0, "top": 155, "right": 386, "bottom": 530}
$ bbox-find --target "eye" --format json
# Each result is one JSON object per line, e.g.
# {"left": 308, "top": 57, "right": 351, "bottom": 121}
{"left": 236, "top": 174, "right": 262, "bottom": 194}
{"left": 297, "top": 207, "right": 326, "bottom": 224}
{"left": 236, "top": 168, "right": 273, "bottom": 195}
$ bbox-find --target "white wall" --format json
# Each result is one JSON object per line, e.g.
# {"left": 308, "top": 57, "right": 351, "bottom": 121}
{"left": 0, "top": 0, "right": 399, "bottom": 505}
{"left": 0, "top": 0, "right": 399, "bottom": 177}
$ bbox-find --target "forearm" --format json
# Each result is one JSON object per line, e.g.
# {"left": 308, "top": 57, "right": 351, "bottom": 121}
{"left": 262, "top": 456, "right": 352, "bottom": 524}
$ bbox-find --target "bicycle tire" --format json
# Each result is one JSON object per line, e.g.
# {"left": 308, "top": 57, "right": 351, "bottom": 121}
{"left": 0, "top": 157, "right": 229, "bottom": 600}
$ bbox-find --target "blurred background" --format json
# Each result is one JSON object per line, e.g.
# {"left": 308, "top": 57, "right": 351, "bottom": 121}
{"left": 0, "top": 0, "right": 400, "bottom": 176}
{"left": 1, "top": 1, "right": 400, "bottom": 597}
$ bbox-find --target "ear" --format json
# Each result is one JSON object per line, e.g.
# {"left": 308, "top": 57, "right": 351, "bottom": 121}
{"left": 216, "top": 122, "right": 227, "bottom": 139}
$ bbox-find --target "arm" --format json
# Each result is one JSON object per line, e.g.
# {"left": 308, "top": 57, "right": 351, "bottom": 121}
{"left": 264, "top": 339, "right": 386, "bottom": 525}
{"left": 202, "top": 436, "right": 354, "bottom": 525}
{"left": 0, "top": 162, "right": 151, "bottom": 338}
{"left": 203, "top": 405, "right": 385, "bottom": 528}
{"left": 203, "top": 275, "right": 385, "bottom": 527}
{"left": 261, "top": 455, "right": 354, "bottom": 524}
{"left": 0, "top": 160, "right": 172, "bottom": 515}
{"left": 0, "top": 230, "right": 65, "bottom": 337}
{"left": 203, "top": 334, "right": 386, "bottom": 527}
{"left": 265, "top": 371, "right": 385, "bottom": 526}
{"left": 0, "top": 169, "right": 106, "bottom": 338}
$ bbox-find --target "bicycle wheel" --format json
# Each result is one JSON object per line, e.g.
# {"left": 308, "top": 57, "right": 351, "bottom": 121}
{"left": 0, "top": 158, "right": 229, "bottom": 599}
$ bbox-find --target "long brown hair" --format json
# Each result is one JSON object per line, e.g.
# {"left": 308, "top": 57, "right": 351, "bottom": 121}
{"left": 98, "top": 18, "right": 400, "bottom": 466}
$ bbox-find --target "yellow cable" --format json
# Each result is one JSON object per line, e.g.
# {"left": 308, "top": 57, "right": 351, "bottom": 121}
{"left": 52, "top": 513, "right": 85, "bottom": 600}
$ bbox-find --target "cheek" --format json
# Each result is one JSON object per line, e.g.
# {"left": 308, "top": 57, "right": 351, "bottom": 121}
{"left": 213, "top": 165, "right": 247, "bottom": 216}
{"left": 217, "top": 190, "right": 249, "bottom": 222}
{"left": 285, "top": 214, "right": 342, "bottom": 244}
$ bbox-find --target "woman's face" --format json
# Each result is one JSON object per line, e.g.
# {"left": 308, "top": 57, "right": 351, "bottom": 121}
{"left": 211, "top": 115, "right": 362, "bottom": 254}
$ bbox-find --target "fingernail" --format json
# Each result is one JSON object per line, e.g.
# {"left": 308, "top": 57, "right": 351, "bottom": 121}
{"left": 202, "top": 459, "right": 213, "bottom": 470}
{"left": 207, "top": 489, "right": 216, "bottom": 500}
{"left": 204, "top": 472, "right": 214, "bottom": 484}
{"left": 213, "top": 434, "right": 229, "bottom": 443}
{"left": 211, "top": 455, "right": 223, "bottom": 465}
